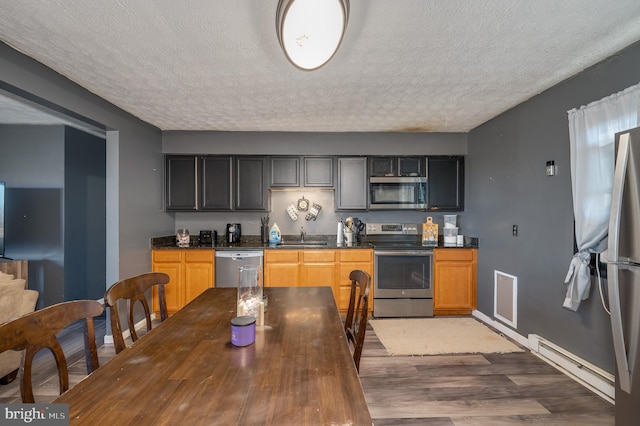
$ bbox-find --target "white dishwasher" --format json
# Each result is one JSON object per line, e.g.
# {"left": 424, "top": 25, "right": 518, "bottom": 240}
{"left": 215, "top": 251, "right": 263, "bottom": 287}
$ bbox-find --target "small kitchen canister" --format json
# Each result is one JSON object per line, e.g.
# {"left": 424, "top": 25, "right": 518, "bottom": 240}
{"left": 176, "top": 228, "right": 190, "bottom": 247}
{"left": 231, "top": 316, "right": 256, "bottom": 347}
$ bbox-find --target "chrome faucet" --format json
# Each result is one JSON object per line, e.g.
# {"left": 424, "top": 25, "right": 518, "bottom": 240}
{"left": 300, "top": 226, "right": 306, "bottom": 243}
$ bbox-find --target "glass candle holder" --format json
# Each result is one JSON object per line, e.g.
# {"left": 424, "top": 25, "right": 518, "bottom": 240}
{"left": 237, "top": 265, "right": 263, "bottom": 319}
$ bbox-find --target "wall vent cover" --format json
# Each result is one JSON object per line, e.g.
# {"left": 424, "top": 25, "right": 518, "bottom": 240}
{"left": 494, "top": 270, "right": 517, "bottom": 328}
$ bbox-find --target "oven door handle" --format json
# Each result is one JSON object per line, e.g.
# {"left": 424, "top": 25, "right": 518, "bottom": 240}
{"left": 374, "top": 250, "right": 433, "bottom": 256}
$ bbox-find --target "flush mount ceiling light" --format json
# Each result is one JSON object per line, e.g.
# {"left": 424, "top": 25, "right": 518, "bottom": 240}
{"left": 276, "top": 0, "right": 349, "bottom": 71}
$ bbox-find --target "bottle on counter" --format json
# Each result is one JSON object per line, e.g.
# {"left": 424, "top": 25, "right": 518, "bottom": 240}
{"left": 269, "top": 223, "right": 281, "bottom": 245}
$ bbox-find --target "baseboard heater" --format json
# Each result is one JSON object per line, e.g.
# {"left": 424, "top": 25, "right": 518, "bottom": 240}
{"left": 528, "top": 334, "right": 615, "bottom": 403}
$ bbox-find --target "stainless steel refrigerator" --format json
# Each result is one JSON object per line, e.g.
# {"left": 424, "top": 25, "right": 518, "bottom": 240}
{"left": 605, "top": 126, "right": 640, "bottom": 425}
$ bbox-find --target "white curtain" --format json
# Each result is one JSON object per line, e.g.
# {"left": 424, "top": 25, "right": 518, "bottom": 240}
{"left": 564, "top": 83, "right": 640, "bottom": 311}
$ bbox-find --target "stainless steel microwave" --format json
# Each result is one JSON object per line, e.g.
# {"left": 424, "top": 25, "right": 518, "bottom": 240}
{"left": 368, "top": 177, "right": 427, "bottom": 210}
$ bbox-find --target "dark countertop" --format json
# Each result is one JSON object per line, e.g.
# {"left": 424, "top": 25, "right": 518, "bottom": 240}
{"left": 151, "top": 236, "right": 373, "bottom": 250}
{"left": 151, "top": 235, "right": 479, "bottom": 250}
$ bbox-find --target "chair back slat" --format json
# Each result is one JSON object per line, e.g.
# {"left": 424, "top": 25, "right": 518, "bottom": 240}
{"left": 0, "top": 300, "right": 104, "bottom": 403}
{"left": 104, "top": 272, "right": 170, "bottom": 354}
{"left": 344, "top": 270, "right": 371, "bottom": 372}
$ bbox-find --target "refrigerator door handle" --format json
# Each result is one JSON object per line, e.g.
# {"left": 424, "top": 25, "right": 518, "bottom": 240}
{"left": 608, "top": 263, "right": 632, "bottom": 393}
{"left": 608, "top": 133, "right": 630, "bottom": 263}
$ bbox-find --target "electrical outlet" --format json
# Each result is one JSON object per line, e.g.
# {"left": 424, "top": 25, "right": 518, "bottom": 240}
{"left": 512, "top": 225, "right": 518, "bottom": 236}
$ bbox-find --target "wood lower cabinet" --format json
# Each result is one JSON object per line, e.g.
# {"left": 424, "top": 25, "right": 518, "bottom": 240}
{"left": 152, "top": 250, "right": 214, "bottom": 315}
{"left": 264, "top": 250, "right": 301, "bottom": 287}
{"left": 264, "top": 248, "right": 374, "bottom": 315}
{"left": 265, "top": 250, "right": 337, "bottom": 294}
{"left": 152, "top": 248, "right": 374, "bottom": 316}
{"left": 337, "top": 249, "right": 373, "bottom": 315}
{"left": 433, "top": 248, "right": 477, "bottom": 315}
{"left": 184, "top": 252, "right": 215, "bottom": 302}
{"left": 301, "top": 250, "right": 337, "bottom": 300}
{"left": 152, "top": 250, "right": 182, "bottom": 314}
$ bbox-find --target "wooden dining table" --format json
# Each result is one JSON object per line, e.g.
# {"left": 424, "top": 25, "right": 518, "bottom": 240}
{"left": 54, "top": 286, "right": 372, "bottom": 425}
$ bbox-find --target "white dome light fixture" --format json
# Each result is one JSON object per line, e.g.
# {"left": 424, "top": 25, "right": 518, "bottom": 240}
{"left": 276, "top": 0, "right": 349, "bottom": 71}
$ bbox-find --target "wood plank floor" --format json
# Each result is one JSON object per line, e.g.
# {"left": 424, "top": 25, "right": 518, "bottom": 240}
{"left": 0, "top": 317, "right": 615, "bottom": 425}
{"left": 359, "top": 324, "right": 614, "bottom": 425}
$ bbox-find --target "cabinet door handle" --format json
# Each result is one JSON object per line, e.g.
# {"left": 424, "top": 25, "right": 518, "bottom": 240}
{"left": 194, "top": 156, "right": 199, "bottom": 210}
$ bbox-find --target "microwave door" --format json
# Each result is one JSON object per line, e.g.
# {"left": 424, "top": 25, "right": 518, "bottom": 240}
{"left": 371, "top": 184, "right": 412, "bottom": 203}
{"left": 369, "top": 177, "right": 427, "bottom": 210}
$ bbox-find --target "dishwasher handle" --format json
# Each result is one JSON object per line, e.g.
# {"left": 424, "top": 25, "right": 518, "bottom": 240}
{"left": 374, "top": 250, "right": 433, "bottom": 257}
{"left": 215, "top": 251, "right": 263, "bottom": 261}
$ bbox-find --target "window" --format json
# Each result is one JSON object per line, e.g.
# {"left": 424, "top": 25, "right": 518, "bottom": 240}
{"left": 564, "top": 83, "right": 640, "bottom": 311}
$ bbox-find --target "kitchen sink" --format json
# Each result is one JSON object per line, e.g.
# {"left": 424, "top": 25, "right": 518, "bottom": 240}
{"left": 277, "top": 241, "right": 328, "bottom": 247}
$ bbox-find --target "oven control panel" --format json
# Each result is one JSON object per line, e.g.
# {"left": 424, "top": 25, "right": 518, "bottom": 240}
{"left": 366, "top": 223, "right": 419, "bottom": 235}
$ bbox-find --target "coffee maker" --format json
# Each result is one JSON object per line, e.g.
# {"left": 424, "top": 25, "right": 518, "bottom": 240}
{"left": 226, "top": 223, "right": 241, "bottom": 244}
{"left": 199, "top": 230, "right": 216, "bottom": 246}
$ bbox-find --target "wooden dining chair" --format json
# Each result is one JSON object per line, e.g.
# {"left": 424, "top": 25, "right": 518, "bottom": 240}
{"left": 0, "top": 300, "right": 104, "bottom": 403}
{"left": 344, "top": 269, "right": 371, "bottom": 372}
{"left": 104, "top": 272, "right": 170, "bottom": 354}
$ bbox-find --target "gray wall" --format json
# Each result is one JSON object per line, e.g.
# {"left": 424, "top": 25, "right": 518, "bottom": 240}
{"left": 0, "top": 125, "right": 65, "bottom": 187}
{"left": 0, "top": 42, "right": 173, "bottom": 289}
{"left": 466, "top": 40, "right": 640, "bottom": 372}
{"left": 65, "top": 126, "right": 106, "bottom": 301}
{"left": 172, "top": 190, "right": 471, "bottom": 241}
{"left": 1, "top": 125, "right": 107, "bottom": 306}
{"left": 0, "top": 125, "right": 65, "bottom": 308}
{"left": 163, "top": 131, "right": 467, "bottom": 156}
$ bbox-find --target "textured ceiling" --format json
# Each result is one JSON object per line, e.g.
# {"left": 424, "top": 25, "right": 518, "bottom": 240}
{"left": 1, "top": 1, "right": 640, "bottom": 132}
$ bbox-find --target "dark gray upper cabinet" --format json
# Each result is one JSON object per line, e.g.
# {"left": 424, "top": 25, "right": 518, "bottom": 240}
{"left": 370, "top": 156, "right": 425, "bottom": 177}
{"left": 304, "top": 157, "right": 334, "bottom": 187}
{"left": 270, "top": 157, "right": 300, "bottom": 187}
{"left": 427, "top": 156, "right": 464, "bottom": 211}
{"left": 398, "top": 157, "right": 424, "bottom": 177}
{"left": 166, "top": 153, "right": 462, "bottom": 213}
{"left": 235, "top": 156, "right": 269, "bottom": 211}
{"left": 269, "top": 156, "right": 334, "bottom": 188}
{"left": 165, "top": 155, "right": 266, "bottom": 211}
{"left": 369, "top": 157, "right": 396, "bottom": 176}
{"left": 336, "top": 157, "right": 368, "bottom": 211}
{"left": 165, "top": 155, "right": 197, "bottom": 211}
{"left": 200, "top": 156, "right": 232, "bottom": 210}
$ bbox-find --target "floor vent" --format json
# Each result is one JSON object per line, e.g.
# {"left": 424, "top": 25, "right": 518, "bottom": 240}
{"left": 529, "top": 334, "right": 615, "bottom": 403}
{"left": 494, "top": 270, "right": 517, "bottom": 328}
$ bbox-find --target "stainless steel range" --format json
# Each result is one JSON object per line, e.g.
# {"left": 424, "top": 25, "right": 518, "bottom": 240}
{"left": 366, "top": 223, "right": 434, "bottom": 318}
